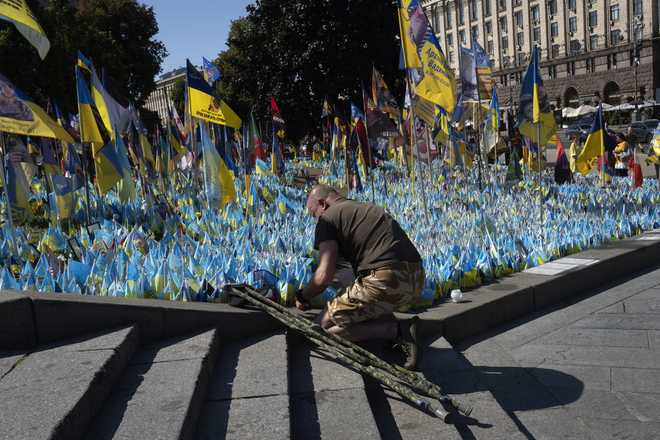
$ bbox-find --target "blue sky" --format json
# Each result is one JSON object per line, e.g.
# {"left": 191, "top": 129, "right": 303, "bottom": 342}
{"left": 141, "top": 0, "right": 255, "bottom": 76}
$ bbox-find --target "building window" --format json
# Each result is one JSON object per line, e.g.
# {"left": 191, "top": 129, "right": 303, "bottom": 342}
{"left": 517, "top": 52, "right": 526, "bottom": 65}
{"left": 548, "top": 65, "right": 557, "bottom": 79}
{"left": 501, "top": 35, "right": 509, "bottom": 52}
{"left": 516, "top": 31, "right": 524, "bottom": 47}
{"left": 497, "top": 0, "right": 506, "bottom": 11}
{"left": 459, "top": 29, "right": 466, "bottom": 44}
{"left": 446, "top": 8, "right": 452, "bottom": 26}
{"left": 551, "top": 44, "right": 560, "bottom": 58}
{"left": 633, "top": 0, "right": 643, "bottom": 17}
{"left": 431, "top": 5, "right": 439, "bottom": 31}
{"left": 548, "top": 0, "right": 557, "bottom": 16}
{"left": 499, "top": 16, "right": 507, "bottom": 34}
{"left": 590, "top": 35, "right": 599, "bottom": 50}
{"left": 469, "top": 0, "right": 478, "bottom": 21}
{"left": 569, "top": 39, "right": 581, "bottom": 54}
{"left": 610, "top": 30, "right": 621, "bottom": 45}
{"left": 501, "top": 75, "right": 508, "bottom": 86}
{"left": 515, "top": 10, "right": 523, "bottom": 28}
{"left": 569, "top": 17, "right": 577, "bottom": 33}
{"left": 610, "top": 4, "right": 619, "bottom": 22}
{"left": 550, "top": 22, "right": 559, "bottom": 38}
{"left": 513, "top": 0, "right": 522, "bottom": 6}
{"left": 533, "top": 27, "right": 541, "bottom": 43}
{"left": 568, "top": 0, "right": 576, "bottom": 12}
{"left": 588, "top": 11, "right": 597, "bottom": 28}
{"left": 612, "top": 53, "right": 617, "bottom": 67}
{"left": 531, "top": 5, "right": 540, "bottom": 24}
{"left": 457, "top": 0, "right": 464, "bottom": 25}
{"left": 447, "top": 33, "right": 453, "bottom": 46}
{"left": 471, "top": 26, "right": 478, "bottom": 40}
{"left": 567, "top": 61, "right": 576, "bottom": 76}
{"left": 485, "top": 21, "right": 492, "bottom": 35}
{"left": 633, "top": 26, "right": 642, "bottom": 42}
{"left": 586, "top": 58, "right": 594, "bottom": 73}
{"left": 487, "top": 40, "right": 494, "bottom": 55}
{"left": 448, "top": 51, "right": 454, "bottom": 63}
{"left": 484, "top": 0, "right": 491, "bottom": 17}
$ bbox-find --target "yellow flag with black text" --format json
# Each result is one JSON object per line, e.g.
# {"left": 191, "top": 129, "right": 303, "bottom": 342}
{"left": 0, "top": 0, "right": 50, "bottom": 59}
{"left": 186, "top": 60, "right": 241, "bottom": 129}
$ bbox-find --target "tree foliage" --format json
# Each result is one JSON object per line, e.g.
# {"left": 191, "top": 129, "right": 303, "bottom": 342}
{"left": 215, "top": 0, "right": 403, "bottom": 142}
{"left": 0, "top": 0, "right": 166, "bottom": 116}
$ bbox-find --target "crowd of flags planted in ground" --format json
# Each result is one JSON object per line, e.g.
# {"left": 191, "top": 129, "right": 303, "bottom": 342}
{"left": 0, "top": 0, "right": 658, "bottom": 306}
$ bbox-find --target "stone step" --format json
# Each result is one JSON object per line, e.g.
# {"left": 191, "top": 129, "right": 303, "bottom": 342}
{"left": 0, "top": 326, "right": 139, "bottom": 440}
{"left": 365, "top": 337, "right": 527, "bottom": 440}
{"left": 288, "top": 332, "right": 381, "bottom": 440}
{"left": 86, "top": 328, "right": 219, "bottom": 440}
{"left": 197, "top": 332, "right": 290, "bottom": 440}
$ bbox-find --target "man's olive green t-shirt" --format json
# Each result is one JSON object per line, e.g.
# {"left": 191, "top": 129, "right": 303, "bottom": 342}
{"left": 313, "top": 198, "right": 421, "bottom": 274}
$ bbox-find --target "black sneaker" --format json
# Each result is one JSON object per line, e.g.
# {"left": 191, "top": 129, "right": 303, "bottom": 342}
{"left": 397, "top": 317, "right": 421, "bottom": 371}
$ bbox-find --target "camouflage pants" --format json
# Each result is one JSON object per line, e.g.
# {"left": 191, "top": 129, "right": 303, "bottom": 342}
{"left": 327, "top": 262, "right": 425, "bottom": 328}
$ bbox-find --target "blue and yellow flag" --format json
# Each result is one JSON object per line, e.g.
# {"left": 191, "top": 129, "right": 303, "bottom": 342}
{"left": 488, "top": 86, "right": 499, "bottom": 132}
{"left": 0, "top": 74, "right": 73, "bottom": 143}
{"left": 186, "top": 60, "right": 241, "bottom": 129}
{"left": 397, "top": 1, "right": 421, "bottom": 69}
{"left": 94, "top": 141, "right": 123, "bottom": 194}
{"left": 400, "top": 0, "right": 456, "bottom": 114}
{"left": 75, "top": 66, "right": 107, "bottom": 146}
{"left": 0, "top": 0, "right": 49, "bottom": 59}
{"left": 77, "top": 50, "right": 93, "bottom": 72}
{"left": 200, "top": 122, "right": 235, "bottom": 209}
{"left": 575, "top": 104, "right": 605, "bottom": 176}
{"left": 517, "top": 46, "right": 556, "bottom": 145}
{"left": 50, "top": 174, "right": 76, "bottom": 220}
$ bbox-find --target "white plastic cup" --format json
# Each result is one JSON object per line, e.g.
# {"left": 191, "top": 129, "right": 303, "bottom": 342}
{"left": 450, "top": 289, "right": 464, "bottom": 303}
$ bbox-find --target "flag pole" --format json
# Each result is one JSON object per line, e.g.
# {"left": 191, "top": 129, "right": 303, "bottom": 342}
{"left": 75, "top": 69, "right": 93, "bottom": 227}
{"left": 360, "top": 82, "right": 376, "bottom": 203}
{"left": 405, "top": 74, "right": 430, "bottom": 223}
{"left": 537, "top": 121, "right": 543, "bottom": 243}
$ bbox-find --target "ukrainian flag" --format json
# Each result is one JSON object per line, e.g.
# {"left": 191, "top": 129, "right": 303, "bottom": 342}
{"left": 200, "top": 122, "right": 235, "bottom": 209}
{"left": 186, "top": 60, "right": 241, "bottom": 129}
{"left": 517, "top": 46, "right": 556, "bottom": 146}
{"left": 575, "top": 104, "right": 605, "bottom": 176}
{"left": 77, "top": 51, "right": 93, "bottom": 72}
{"left": 75, "top": 66, "right": 106, "bottom": 146}
{"left": 255, "top": 158, "right": 272, "bottom": 176}
{"left": 94, "top": 141, "right": 123, "bottom": 194}
{"left": 50, "top": 174, "right": 76, "bottom": 220}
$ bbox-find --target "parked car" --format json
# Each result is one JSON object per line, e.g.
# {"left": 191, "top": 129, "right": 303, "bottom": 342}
{"left": 628, "top": 119, "right": 659, "bottom": 146}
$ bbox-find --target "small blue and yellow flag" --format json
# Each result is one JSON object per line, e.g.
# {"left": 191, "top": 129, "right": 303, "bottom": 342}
{"left": 200, "top": 122, "right": 236, "bottom": 209}
{"left": 50, "top": 174, "right": 76, "bottom": 220}
{"left": 575, "top": 104, "right": 605, "bottom": 175}
{"left": 517, "top": 46, "right": 556, "bottom": 146}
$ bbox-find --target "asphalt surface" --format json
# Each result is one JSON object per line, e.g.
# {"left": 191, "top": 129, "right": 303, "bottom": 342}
{"left": 448, "top": 263, "right": 660, "bottom": 439}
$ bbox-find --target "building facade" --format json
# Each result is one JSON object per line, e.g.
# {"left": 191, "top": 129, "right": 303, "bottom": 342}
{"left": 422, "top": 0, "right": 659, "bottom": 110}
{"left": 143, "top": 67, "right": 186, "bottom": 124}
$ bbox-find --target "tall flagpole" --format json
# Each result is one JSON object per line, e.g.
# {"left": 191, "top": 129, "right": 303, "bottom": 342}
{"left": 360, "top": 82, "right": 376, "bottom": 203}
{"left": 75, "top": 68, "right": 93, "bottom": 226}
{"left": 406, "top": 74, "right": 430, "bottom": 223}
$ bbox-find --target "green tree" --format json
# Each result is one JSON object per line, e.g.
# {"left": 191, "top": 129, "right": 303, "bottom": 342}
{"left": 0, "top": 0, "right": 166, "bottom": 116}
{"left": 215, "top": 0, "right": 404, "bottom": 142}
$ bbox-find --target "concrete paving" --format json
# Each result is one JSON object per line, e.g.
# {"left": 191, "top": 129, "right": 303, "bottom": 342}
{"left": 445, "top": 264, "right": 660, "bottom": 439}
